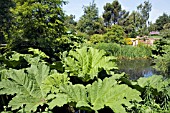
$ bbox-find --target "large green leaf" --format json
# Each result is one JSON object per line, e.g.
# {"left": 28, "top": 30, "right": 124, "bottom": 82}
{"left": 0, "top": 53, "right": 71, "bottom": 112}
{"left": 47, "top": 83, "right": 89, "bottom": 109}
{"left": 51, "top": 75, "right": 142, "bottom": 113}
{"left": 9, "top": 95, "right": 45, "bottom": 111}
{"left": 28, "top": 47, "right": 49, "bottom": 58}
{"left": 62, "top": 47, "right": 117, "bottom": 82}
{"left": 0, "top": 49, "right": 47, "bottom": 70}
{"left": 86, "top": 76, "right": 142, "bottom": 112}
{"left": 0, "top": 62, "right": 51, "bottom": 112}
{"left": 134, "top": 75, "right": 170, "bottom": 111}
{"left": 42, "top": 72, "right": 70, "bottom": 94}
{"left": 136, "top": 75, "right": 170, "bottom": 92}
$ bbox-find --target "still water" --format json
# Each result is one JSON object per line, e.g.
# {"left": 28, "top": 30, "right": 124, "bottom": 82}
{"left": 116, "top": 59, "right": 159, "bottom": 80}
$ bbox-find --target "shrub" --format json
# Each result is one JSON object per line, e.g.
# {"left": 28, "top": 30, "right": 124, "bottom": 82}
{"left": 124, "top": 38, "right": 133, "bottom": 45}
{"left": 103, "top": 25, "right": 125, "bottom": 44}
{"left": 89, "top": 34, "right": 104, "bottom": 43}
{"left": 160, "top": 29, "right": 170, "bottom": 39}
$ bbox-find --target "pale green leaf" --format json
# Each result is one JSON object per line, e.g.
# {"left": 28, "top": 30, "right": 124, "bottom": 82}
{"left": 87, "top": 76, "right": 141, "bottom": 112}
{"left": 42, "top": 72, "right": 70, "bottom": 94}
{"left": 57, "top": 75, "right": 141, "bottom": 113}
{"left": 9, "top": 95, "right": 45, "bottom": 112}
{"left": 48, "top": 94, "right": 68, "bottom": 109}
{"left": 62, "top": 47, "right": 117, "bottom": 82}
{"left": 137, "top": 75, "right": 169, "bottom": 92}
{"left": 60, "top": 84, "right": 87, "bottom": 103}
{"left": 0, "top": 63, "right": 54, "bottom": 112}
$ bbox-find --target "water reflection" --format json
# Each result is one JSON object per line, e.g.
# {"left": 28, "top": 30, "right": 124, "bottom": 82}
{"left": 116, "top": 59, "right": 159, "bottom": 80}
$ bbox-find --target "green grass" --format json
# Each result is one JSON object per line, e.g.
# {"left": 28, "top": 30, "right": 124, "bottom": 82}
{"left": 149, "top": 35, "right": 162, "bottom": 39}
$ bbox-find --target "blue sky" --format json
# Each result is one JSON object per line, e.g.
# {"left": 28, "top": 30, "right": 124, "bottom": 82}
{"left": 63, "top": 0, "right": 170, "bottom": 23}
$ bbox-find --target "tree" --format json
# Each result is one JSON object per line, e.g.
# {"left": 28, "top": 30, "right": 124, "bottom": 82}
{"left": 135, "top": 1, "right": 152, "bottom": 36}
{"left": 155, "top": 13, "right": 170, "bottom": 31}
{"left": 161, "top": 29, "right": 170, "bottom": 39}
{"left": 123, "top": 11, "right": 143, "bottom": 37}
{"left": 0, "top": 0, "right": 14, "bottom": 43}
{"left": 8, "top": 0, "right": 66, "bottom": 54}
{"left": 76, "top": 0, "right": 105, "bottom": 35}
{"left": 64, "top": 14, "right": 77, "bottom": 32}
{"left": 103, "top": 0, "right": 129, "bottom": 27}
{"left": 163, "top": 23, "right": 170, "bottom": 30}
{"left": 137, "top": 0, "right": 152, "bottom": 26}
{"left": 148, "top": 22, "right": 157, "bottom": 32}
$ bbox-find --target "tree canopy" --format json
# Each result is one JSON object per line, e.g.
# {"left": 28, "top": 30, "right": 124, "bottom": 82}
{"left": 155, "top": 13, "right": 170, "bottom": 31}
{"left": 102, "top": 0, "right": 129, "bottom": 27}
{"left": 0, "top": 0, "right": 14, "bottom": 43}
{"left": 76, "top": 0, "right": 105, "bottom": 35}
{"left": 137, "top": 0, "right": 152, "bottom": 26}
{"left": 8, "top": 0, "right": 66, "bottom": 53}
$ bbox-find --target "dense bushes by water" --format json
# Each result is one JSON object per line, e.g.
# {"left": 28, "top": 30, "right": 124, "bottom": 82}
{"left": 87, "top": 43, "right": 152, "bottom": 59}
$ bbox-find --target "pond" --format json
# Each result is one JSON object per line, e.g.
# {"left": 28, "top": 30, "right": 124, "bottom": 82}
{"left": 116, "top": 59, "right": 159, "bottom": 80}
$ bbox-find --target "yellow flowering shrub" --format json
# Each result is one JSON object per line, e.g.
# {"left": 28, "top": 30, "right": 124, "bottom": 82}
{"left": 124, "top": 38, "right": 133, "bottom": 45}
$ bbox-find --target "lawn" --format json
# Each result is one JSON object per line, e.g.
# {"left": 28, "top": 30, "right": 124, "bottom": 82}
{"left": 149, "top": 35, "right": 162, "bottom": 39}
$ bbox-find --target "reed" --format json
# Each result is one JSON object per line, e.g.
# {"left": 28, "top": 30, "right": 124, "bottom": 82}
{"left": 90, "top": 43, "right": 152, "bottom": 59}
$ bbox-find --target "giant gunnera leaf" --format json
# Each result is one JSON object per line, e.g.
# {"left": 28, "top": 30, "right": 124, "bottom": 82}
{"left": 136, "top": 75, "right": 170, "bottom": 92}
{"left": 50, "top": 74, "right": 142, "bottom": 113}
{"left": 0, "top": 63, "right": 50, "bottom": 112}
{"left": 0, "top": 62, "right": 69, "bottom": 112}
{"left": 62, "top": 47, "right": 118, "bottom": 82}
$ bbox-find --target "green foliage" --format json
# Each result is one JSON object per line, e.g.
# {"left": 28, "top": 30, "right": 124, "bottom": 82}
{"left": 133, "top": 75, "right": 170, "bottom": 112}
{"left": 64, "top": 14, "right": 77, "bottom": 33}
{"left": 152, "top": 38, "right": 170, "bottom": 56}
{"left": 0, "top": 48, "right": 50, "bottom": 70}
{"left": 0, "top": 47, "right": 170, "bottom": 113}
{"left": 3, "top": 0, "right": 170, "bottom": 112}
{"left": 28, "top": 47, "right": 49, "bottom": 59}
{"left": 49, "top": 74, "right": 142, "bottom": 113}
{"left": 163, "top": 23, "right": 170, "bottom": 29}
{"left": 0, "top": 47, "right": 144, "bottom": 113}
{"left": 62, "top": 47, "right": 117, "bottom": 82}
{"left": 91, "top": 43, "right": 152, "bottom": 59}
{"left": 153, "top": 28, "right": 170, "bottom": 76}
{"left": 90, "top": 43, "right": 121, "bottom": 56}
{"left": 8, "top": 0, "right": 66, "bottom": 55}
{"left": 155, "top": 13, "right": 170, "bottom": 31}
{"left": 0, "top": 51, "right": 70, "bottom": 112}
{"left": 76, "top": 1, "right": 105, "bottom": 35}
{"left": 148, "top": 22, "right": 158, "bottom": 32}
{"left": 153, "top": 45, "right": 170, "bottom": 76}
{"left": 76, "top": 31, "right": 90, "bottom": 40}
{"left": 0, "top": 0, "right": 13, "bottom": 28}
{"left": 103, "top": 0, "right": 129, "bottom": 27}
{"left": 89, "top": 34, "right": 104, "bottom": 43}
{"left": 161, "top": 29, "right": 170, "bottom": 39}
{"left": 43, "top": 72, "right": 70, "bottom": 95}
{"left": 128, "top": 29, "right": 138, "bottom": 38}
{"left": 0, "top": 62, "right": 50, "bottom": 112}
{"left": 137, "top": 1, "right": 152, "bottom": 25}
{"left": 55, "top": 32, "right": 85, "bottom": 53}
{"left": 103, "top": 25, "right": 125, "bottom": 44}
{"left": 0, "top": 0, "right": 14, "bottom": 42}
